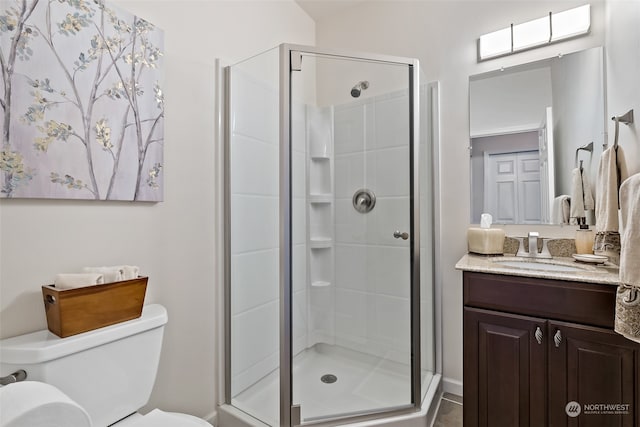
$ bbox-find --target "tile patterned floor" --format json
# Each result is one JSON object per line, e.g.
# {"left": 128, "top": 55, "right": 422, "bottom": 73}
{"left": 433, "top": 393, "right": 463, "bottom": 427}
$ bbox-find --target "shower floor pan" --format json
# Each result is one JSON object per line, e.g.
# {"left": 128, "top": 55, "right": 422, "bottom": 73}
{"left": 229, "top": 343, "right": 436, "bottom": 426}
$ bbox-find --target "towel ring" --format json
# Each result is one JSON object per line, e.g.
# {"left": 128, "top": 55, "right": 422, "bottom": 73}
{"left": 574, "top": 141, "right": 593, "bottom": 168}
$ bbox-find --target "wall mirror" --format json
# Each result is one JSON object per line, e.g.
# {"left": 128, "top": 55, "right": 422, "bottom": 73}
{"left": 469, "top": 46, "right": 605, "bottom": 225}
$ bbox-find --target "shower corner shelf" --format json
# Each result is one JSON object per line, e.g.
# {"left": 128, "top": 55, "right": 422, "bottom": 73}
{"left": 310, "top": 154, "right": 331, "bottom": 160}
{"left": 309, "top": 194, "right": 332, "bottom": 204}
{"left": 311, "top": 281, "right": 331, "bottom": 288}
{"left": 310, "top": 238, "right": 333, "bottom": 249}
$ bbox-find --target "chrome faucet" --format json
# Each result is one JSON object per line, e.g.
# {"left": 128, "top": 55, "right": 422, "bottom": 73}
{"left": 516, "top": 232, "right": 553, "bottom": 259}
{"left": 529, "top": 231, "right": 539, "bottom": 255}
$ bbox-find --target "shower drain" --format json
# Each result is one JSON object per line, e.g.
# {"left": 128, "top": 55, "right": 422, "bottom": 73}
{"left": 320, "top": 374, "right": 337, "bottom": 384}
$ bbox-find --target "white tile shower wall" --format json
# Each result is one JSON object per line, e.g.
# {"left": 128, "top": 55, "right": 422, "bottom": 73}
{"left": 230, "top": 62, "right": 286, "bottom": 396}
{"left": 231, "top": 80, "right": 313, "bottom": 395}
{"left": 308, "top": 106, "right": 333, "bottom": 159}
{"left": 333, "top": 90, "right": 411, "bottom": 364}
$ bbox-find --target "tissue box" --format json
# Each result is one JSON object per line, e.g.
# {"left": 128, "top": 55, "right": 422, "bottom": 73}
{"left": 41, "top": 277, "right": 147, "bottom": 338}
{"left": 468, "top": 228, "right": 505, "bottom": 255}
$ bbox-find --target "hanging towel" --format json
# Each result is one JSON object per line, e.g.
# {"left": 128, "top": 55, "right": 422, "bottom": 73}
{"left": 570, "top": 168, "right": 585, "bottom": 222}
{"left": 582, "top": 168, "right": 595, "bottom": 211}
{"left": 594, "top": 145, "right": 629, "bottom": 259}
{"left": 570, "top": 167, "right": 590, "bottom": 223}
{"left": 614, "top": 173, "right": 640, "bottom": 343}
{"left": 552, "top": 195, "right": 571, "bottom": 224}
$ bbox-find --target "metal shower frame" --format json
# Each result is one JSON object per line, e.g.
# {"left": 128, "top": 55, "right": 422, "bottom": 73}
{"left": 222, "top": 43, "right": 430, "bottom": 427}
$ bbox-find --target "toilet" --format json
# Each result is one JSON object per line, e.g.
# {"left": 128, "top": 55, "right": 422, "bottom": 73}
{"left": 0, "top": 304, "right": 212, "bottom": 427}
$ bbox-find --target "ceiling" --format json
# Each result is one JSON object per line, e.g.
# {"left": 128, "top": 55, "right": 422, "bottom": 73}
{"left": 294, "top": 0, "right": 367, "bottom": 22}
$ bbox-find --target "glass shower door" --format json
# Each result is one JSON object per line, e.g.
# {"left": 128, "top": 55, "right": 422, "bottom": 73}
{"left": 228, "top": 47, "right": 282, "bottom": 426}
{"left": 291, "top": 51, "right": 416, "bottom": 423}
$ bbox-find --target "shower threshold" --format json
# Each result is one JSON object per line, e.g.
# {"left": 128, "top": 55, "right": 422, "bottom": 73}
{"left": 230, "top": 343, "right": 435, "bottom": 426}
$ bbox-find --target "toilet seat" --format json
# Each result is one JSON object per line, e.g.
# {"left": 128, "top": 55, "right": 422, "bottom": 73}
{"left": 123, "top": 409, "right": 213, "bottom": 427}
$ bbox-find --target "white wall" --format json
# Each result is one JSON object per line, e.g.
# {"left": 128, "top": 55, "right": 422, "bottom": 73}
{"left": 551, "top": 47, "right": 605, "bottom": 197}
{"left": 0, "top": 0, "right": 314, "bottom": 421}
{"left": 313, "top": 0, "right": 606, "bottom": 394}
{"left": 470, "top": 66, "right": 552, "bottom": 137}
{"left": 606, "top": 0, "right": 640, "bottom": 176}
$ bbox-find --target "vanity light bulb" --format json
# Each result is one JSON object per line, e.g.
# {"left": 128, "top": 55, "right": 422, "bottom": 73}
{"left": 513, "top": 15, "right": 551, "bottom": 51}
{"left": 477, "top": 4, "right": 591, "bottom": 62}
{"left": 551, "top": 4, "right": 591, "bottom": 41}
{"left": 479, "top": 27, "right": 512, "bottom": 60}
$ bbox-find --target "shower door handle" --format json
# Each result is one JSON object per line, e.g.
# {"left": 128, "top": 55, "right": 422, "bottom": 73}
{"left": 393, "top": 231, "right": 409, "bottom": 240}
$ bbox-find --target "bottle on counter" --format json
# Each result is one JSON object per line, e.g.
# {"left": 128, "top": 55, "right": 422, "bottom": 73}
{"left": 575, "top": 222, "right": 595, "bottom": 254}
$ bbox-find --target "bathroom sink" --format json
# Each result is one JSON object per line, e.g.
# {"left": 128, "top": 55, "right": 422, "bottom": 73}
{"left": 492, "top": 258, "right": 593, "bottom": 273}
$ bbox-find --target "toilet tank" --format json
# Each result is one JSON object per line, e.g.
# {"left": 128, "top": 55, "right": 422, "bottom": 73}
{"left": 0, "top": 304, "right": 168, "bottom": 427}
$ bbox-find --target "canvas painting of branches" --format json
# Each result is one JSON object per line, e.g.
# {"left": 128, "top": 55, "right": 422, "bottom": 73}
{"left": 0, "top": 0, "right": 164, "bottom": 201}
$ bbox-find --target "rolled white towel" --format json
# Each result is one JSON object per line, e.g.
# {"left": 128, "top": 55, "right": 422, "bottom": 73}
{"left": 81, "top": 266, "right": 124, "bottom": 283}
{"left": 54, "top": 273, "right": 104, "bottom": 290}
{"left": 120, "top": 265, "right": 140, "bottom": 280}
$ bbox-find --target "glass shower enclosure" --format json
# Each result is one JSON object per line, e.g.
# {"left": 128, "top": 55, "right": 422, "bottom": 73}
{"left": 222, "top": 44, "right": 438, "bottom": 427}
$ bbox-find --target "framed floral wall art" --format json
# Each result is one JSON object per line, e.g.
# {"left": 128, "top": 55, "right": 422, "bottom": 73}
{"left": 1, "top": 0, "right": 164, "bottom": 201}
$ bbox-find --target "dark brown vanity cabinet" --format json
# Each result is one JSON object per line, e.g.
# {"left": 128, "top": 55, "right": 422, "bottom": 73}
{"left": 463, "top": 271, "right": 640, "bottom": 427}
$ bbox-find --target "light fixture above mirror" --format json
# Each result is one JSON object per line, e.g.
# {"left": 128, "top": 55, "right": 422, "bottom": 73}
{"left": 478, "top": 4, "right": 591, "bottom": 61}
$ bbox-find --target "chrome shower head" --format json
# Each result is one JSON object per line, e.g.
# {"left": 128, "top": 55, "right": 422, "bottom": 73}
{"left": 350, "top": 81, "right": 369, "bottom": 98}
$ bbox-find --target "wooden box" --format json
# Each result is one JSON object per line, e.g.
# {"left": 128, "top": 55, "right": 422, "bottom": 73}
{"left": 42, "top": 277, "right": 148, "bottom": 338}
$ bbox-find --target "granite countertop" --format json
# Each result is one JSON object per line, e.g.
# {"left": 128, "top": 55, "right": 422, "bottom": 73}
{"left": 455, "top": 253, "right": 620, "bottom": 286}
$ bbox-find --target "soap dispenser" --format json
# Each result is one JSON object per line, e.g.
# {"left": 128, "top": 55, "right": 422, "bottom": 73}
{"left": 575, "top": 221, "right": 595, "bottom": 254}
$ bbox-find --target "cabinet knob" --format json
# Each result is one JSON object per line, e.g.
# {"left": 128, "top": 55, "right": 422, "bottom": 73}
{"left": 535, "top": 326, "right": 543, "bottom": 344}
{"left": 554, "top": 329, "right": 563, "bottom": 348}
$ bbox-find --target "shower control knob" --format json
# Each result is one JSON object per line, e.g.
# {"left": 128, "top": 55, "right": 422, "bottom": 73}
{"left": 393, "top": 231, "right": 409, "bottom": 240}
{"left": 352, "top": 189, "right": 376, "bottom": 213}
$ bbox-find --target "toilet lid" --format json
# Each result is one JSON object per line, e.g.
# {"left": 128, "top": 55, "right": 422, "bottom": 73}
{"left": 131, "top": 409, "right": 212, "bottom": 427}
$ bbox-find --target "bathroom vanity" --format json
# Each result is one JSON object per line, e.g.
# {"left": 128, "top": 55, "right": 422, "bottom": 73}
{"left": 456, "top": 255, "right": 640, "bottom": 427}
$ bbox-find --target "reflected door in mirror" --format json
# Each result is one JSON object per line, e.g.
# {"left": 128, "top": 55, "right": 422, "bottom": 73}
{"left": 485, "top": 151, "right": 541, "bottom": 224}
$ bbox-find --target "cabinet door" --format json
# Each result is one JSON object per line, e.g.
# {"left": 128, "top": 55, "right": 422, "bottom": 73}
{"left": 464, "top": 307, "right": 547, "bottom": 427}
{"left": 548, "top": 321, "right": 640, "bottom": 427}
